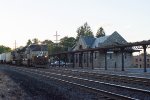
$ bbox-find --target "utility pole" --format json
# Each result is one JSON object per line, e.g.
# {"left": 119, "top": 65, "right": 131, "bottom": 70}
{"left": 15, "top": 40, "right": 17, "bottom": 50}
{"left": 54, "top": 31, "right": 60, "bottom": 54}
{"left": 54, "top": 31, "right": 60, "bottom": 44}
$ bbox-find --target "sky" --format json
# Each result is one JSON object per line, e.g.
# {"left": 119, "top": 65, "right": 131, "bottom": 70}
{"left": 0, "top": 0, "right": 150, "bottom": 49}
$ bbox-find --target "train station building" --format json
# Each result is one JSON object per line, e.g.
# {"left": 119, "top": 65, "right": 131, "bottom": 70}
{"left": 72, "top": 31, "right": 134, "bottom": 69}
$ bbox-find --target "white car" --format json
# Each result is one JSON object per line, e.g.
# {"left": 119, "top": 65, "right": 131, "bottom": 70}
{"left": 50, "top": 61, "right": 65, "bottom": 67}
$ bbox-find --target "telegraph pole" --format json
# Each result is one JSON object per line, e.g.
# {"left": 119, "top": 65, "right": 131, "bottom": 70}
{"left": 54, "top": 31, "right": 60, "bottom": 44}
{"left": 53, "top": 31, "right": 60, "bottom": 55}
{"left": 15, "top": 40, "right": 17, "bottom": 50}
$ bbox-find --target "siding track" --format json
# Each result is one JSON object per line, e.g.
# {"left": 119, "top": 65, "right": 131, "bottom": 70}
{"left": 3, "top": 65, "right": 150, "bottom": 100}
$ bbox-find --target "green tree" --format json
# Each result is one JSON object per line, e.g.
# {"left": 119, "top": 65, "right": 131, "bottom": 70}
{"left": 76, "top": 22, "right": 94, "bottom": 40}
{"left": 41, "top": 39, "right": 64, "bottom": 54}
{"left": 49, "top": 43, "right": 63, "bottom": 54}
{"left": 32, "top": 38, "right": 40, "bottom": 44}
{"left": 42, "top": 39, "right": 54, "bottom": 54}
{"left": 26, "top": 39, "right": 32, "bottom": 46}
{"left": 0, "top": 45, "right": 11, "bottom": 53}
{"left": 60, "top": 36, "right": 76, "bottom": 51}
{"left": 42, "top": 40, "right": 53, "bottom": 45}
{"left": 96, "top": 27, "right": 105, "bottom": 38}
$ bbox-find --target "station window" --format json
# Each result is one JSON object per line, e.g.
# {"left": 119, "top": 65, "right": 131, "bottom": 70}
{"left": 136, "top": 64, "right": 138, "bottom": 67}
{"left": 76, "top": 54, "right": 78, "bottom": 63}
{"left": 90, "top": 53, "right": 93, "bottom": 63}
{"left": 140, "top": 64, "right": 142, "bottom": 68}
{"left": 110, "top": 54, "right": 112, "bottom": 59}
{"left": 79, "top": 45, "right": 83, "bottom": 50}
{"left": 84, "top": 54, "right": 86, "bottom": 63}
{"left": 124, "top": 53, "right": 127, "bottom": 59}
{"left": 139, "top": 59, "right": 142, "bottom": 61}
{"left": 147, "top": 59, "right": 149, "bottom": 62}
{"left": 135, "top": 59, "right": 138, "bottom": 62}
{"left": 147, "top": 64, "right": 149, "bottom": 68}
{"left": 95, "top": 52, "right": 97, "bottom": 59}
{"left": 79, "top": 54, "right": 82, "bottom": 63}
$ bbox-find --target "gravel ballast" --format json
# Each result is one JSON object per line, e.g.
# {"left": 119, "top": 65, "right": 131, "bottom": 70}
{"left": 0, "top": 70, "right": 31, "bottom": 100}
{"left": 0, "top": 65, "right": 108, "bottom": 100}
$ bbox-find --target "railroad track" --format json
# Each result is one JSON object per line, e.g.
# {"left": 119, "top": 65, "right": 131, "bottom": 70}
{"left": 4, "top": 65, "right": 150, "bottom": 100}
{"left": 18, "top": 66, "right": 150, "bottom": 90}
{"left": 41, "top": 67, "right": 150, "bottom": 89}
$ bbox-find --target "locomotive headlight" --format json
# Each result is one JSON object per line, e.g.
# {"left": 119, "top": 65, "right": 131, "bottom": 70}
{"left": 45, "top": 56, "right": 47, "bottom": 58}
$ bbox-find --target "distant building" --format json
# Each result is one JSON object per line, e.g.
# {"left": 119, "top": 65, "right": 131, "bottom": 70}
{"left": 132, "top": 55, "right": 150, "bottom": 68}
{"left": 72, "top": 31, "right": 134, "bottom": 69}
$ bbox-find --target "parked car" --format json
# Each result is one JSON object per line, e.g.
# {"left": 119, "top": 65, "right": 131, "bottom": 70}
{"left": 50, "top": 60, "right": 73, "bottom": 67}
{"left": 50, "top": 60, "right": 65, "bottom": 67}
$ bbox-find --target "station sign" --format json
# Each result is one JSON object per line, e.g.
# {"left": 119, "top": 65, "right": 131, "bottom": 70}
{"left": 107, "top": 51, "right": 114, "bottom": 54}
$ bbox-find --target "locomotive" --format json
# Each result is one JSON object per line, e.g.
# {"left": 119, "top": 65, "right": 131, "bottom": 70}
{"left": 0, "top": 44, "right": 49, "bottom": 68}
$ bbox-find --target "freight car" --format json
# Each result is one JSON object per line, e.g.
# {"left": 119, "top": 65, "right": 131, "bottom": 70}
{"left": 0, "top": 52, "right": 12, "bottom": 64}
{"left": 0, "top": 53, "right": 6, "bottom": 63}
{"left": 5, "top": 52, "right": 12, "bottom": 64}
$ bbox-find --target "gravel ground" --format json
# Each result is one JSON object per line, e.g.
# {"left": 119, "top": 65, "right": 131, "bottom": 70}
{"left": 0, "top": 70, "right": 31, "bottom": 100}
{"left": 0, "top": 65, "right": 109, "bottom": 100}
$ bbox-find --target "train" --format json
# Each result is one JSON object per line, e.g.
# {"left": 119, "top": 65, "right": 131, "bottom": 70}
{"left": 0, "top": 44, "right": 49, "bottom": 68}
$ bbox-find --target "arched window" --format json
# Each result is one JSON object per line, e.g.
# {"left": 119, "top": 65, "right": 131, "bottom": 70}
{"left": 79, "top": 45, "right": 83, "bottom": 50}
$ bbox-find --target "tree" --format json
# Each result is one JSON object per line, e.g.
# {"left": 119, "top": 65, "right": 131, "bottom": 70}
{"left": 0, "top": 45, "right": 11, "bottom": 53}
{"left": 96, "top": 27, "right": 105, "bottom": 38}
{"left": 50, "top": 43, "right": 63, "bottom": 53}
{"left": 76, "top": 22, "right": 94, "bottom": 40}
{"left": 42, "top": 40, "right": 53, "bottom": 45}
{"left": 41, "top": 39, "right": 54, "bottom": 54}
{"left": 32, "top": 38, "right": 40, "bottom": 44}
{"left": 26, "top": 39, "right": 32, "bottom": 46}
{"left": 60, "top": 36, "right": 76, "bottom": 51}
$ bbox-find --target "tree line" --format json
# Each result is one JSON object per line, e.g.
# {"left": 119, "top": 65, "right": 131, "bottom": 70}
{"left": 0, "top": 22, "right": 105, "bottom": 54}
{"left": 0, "top": 45, "right": 11, "bottom": 54}
{"left": 26, "top": 37, "right": 76, "bottom": 54}
{"left": 76, "top": 22, "right": 105, "bottom": 40}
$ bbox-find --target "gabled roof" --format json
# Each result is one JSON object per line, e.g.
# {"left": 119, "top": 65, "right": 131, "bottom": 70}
{"left": 73, "top": 31, "right": 128, "bottom": 50}
{"left": 82, "top": 36, "right": 95, "bottom": 48}
{"left": 92, "top": 36, "right": 109, "bottom": 48}
{"left": 99, "top": 31, "right": 127, "bottom": 47}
